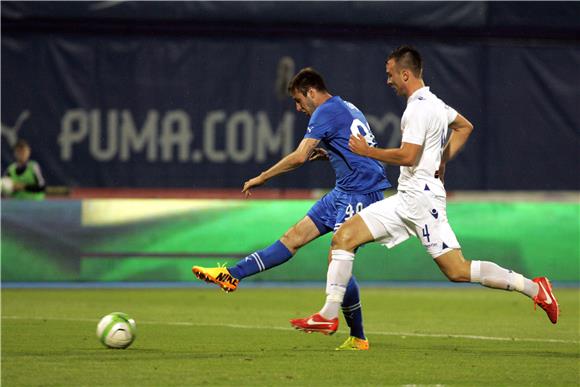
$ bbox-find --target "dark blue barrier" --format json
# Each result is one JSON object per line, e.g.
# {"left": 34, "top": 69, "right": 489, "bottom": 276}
{"left": 2, "top": 2, "right": 579, "bottom": 190}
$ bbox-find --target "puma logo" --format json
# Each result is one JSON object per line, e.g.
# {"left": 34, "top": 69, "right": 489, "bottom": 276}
{"left": 1, "top": 110, "right": 30, "bottom": 147}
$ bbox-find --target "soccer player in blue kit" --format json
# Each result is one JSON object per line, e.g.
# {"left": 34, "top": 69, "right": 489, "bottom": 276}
{"left": 193, "top": 67, "right": 392, "bottom": 350}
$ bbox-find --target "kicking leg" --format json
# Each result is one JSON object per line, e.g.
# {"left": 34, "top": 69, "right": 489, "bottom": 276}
{"left": 228, "top": 216, "right": 320, "bottom": 278}
{"left": 193, "top": 216, "right": 320, "bottom": 292}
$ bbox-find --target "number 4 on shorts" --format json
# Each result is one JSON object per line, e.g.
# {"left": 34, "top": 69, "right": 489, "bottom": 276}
{"left": 422, "top": 224, "right": 430, "bottom": 242}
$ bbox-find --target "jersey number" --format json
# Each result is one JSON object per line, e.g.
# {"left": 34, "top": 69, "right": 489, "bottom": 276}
{"left": 345, "top": 202, "right": 364, "bottom": 220}
{"left": 422, "top": 225, "right": 431, "bottom": 243}
{"left": 350, "top": 119, "right": 377, "bottom": 147}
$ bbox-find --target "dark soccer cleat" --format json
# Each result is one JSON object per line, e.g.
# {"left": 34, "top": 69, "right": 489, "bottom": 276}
{"left": 532, "top": 277, "right": 559, "bottom": 324}
{"left": 290, "top": 313, "right": 338, "bottom": 335}
{"left": 192, "top": 265, "right": 239, "bottom": 293}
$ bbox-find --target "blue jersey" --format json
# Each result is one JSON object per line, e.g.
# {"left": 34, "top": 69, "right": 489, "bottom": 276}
{"left": 304, "top": 96, "right": 391, "bottom": 193}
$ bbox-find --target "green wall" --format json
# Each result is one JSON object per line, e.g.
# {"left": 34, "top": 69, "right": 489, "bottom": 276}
{"left": 2, "top": 199, "right": 579, "bottom": 282}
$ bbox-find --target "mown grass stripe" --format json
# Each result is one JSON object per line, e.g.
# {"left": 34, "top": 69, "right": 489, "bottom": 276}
{"left": 2, "top": 315, "right": 577, "bottom": 345}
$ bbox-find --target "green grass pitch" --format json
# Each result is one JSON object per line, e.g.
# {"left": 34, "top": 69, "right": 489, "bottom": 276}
{"left": 2, "top": 287, "right": 579, "bottom": 386}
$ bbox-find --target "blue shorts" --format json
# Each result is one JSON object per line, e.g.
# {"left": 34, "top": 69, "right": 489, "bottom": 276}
{"left": 307, "top": 188, "right": 385, "bottom": 235}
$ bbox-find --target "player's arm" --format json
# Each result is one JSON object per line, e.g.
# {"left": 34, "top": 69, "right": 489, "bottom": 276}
{"left": 261, "top": 138, "right": 321, "bottom": 178}
{"left": 308, "top": 147, "right": 329, "bottom": 161}
{"left": 24, "top": 162, "right": 46, "bottom": 193}
{"left": 437, "top": 113, "right": 473, "bottom": 182}
{"left": 242, "top": 138, "right": 320, "bottom": 197}
{"left": 349, "top": 135, "right": 421, "bottom": 166}
{"left": 441, "top": 113, "right": 474, "bottom": 164}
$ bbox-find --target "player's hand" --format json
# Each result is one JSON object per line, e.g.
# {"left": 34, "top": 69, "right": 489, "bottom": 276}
{"left": 308, "top": 147, "right": 329, "bottom": 161}
{"left": 12, "top": 182, "right": 25, "bottom": 191}
{"left": 349, "top": 134, "right": 370, "bottom": 156}
{"left": 437, "top": 162, "right": 446, "bottom": 184}
{"left": 242, "top": 175, "right": 266, "bottom": 198}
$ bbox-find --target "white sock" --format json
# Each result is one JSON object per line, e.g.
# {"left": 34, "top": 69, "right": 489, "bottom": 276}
{"left": 470, "top": 260, "right": 538, "bottom": 298}
{"left": 319, "top": 250, "right": 354, "bottom": 319}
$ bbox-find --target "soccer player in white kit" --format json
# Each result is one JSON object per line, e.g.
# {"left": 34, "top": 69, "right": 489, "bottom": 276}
{"left": 290, "top": 46, "right": 559, "bottom": 335}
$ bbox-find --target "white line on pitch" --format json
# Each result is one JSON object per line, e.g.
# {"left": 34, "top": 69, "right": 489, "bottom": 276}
{"left": 2, "top": 315, "right": 577, "bottom": 345}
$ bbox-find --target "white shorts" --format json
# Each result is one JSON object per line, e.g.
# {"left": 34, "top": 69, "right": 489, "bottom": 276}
{"left": 358, "top": 190, "right": 460, "bottom": 259}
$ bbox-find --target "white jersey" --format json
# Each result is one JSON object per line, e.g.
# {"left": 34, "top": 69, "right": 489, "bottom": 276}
{"left": 398, "top": 87, "right": 457, "bottom": 196}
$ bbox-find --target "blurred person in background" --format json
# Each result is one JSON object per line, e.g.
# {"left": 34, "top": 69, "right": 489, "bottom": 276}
{"left": 193, "top": 67, "right": 393, "bottom": 351}
{"left": 2, "top": 139, "right": 46, "bottom": 200}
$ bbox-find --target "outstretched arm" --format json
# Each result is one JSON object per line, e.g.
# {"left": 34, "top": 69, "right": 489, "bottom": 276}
{"left": 349, "top": 135, "right": 422, "bottom": 167}
{"left": 242, "top": 138, "right": 320, "bottom": 197}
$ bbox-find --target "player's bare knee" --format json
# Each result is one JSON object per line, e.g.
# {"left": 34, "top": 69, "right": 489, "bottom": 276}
{"left": 443, "top": 267, "right": 470, "bottom": 282}
{"left": 446, "top": 272, "right": 466, "bottom": 282}
{"left": 280, "top": 229, "right": 302, "bottom": 253}
{"left": 436, "top": 251, "right": 470, "bottom": 282}
{"left": 331, "top": 227, "right": 357, "bottom": 251}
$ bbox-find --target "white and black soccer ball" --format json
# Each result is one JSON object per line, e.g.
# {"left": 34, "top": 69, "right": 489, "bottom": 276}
{"left": 97, "top": 312, "right": 137, "bottom": 349}
{"left": 1, "top": 176, "right": 14, "bottom": 195}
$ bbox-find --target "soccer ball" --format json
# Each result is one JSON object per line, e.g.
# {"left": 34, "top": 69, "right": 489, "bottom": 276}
{"left": 96, "top": 312, "right": 137, "bottom": 349}
{"left": 1, "top": 176, "right": 14, "bottom": 194}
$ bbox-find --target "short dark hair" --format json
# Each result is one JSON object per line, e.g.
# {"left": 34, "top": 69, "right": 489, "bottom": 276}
{"left": 287, "top": 67, "right": 328, "bottom": 96}
{"left": 13, "top": 139, "right": 30, "bottom": 151}
{"left": 387, "top": 46, "right": 423, "bottom": 78}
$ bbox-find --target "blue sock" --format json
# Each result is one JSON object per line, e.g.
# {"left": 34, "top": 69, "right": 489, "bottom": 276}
{"left": 342, "top": 276, "right": 366, "bottom": 340}
{"left": 228, "top": 240, "right": 293, "bottom": 280}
